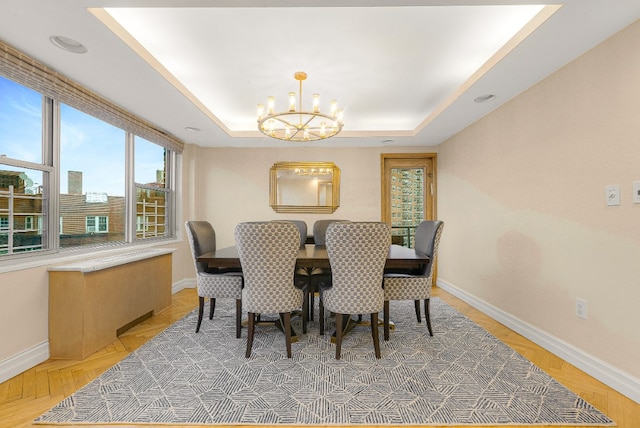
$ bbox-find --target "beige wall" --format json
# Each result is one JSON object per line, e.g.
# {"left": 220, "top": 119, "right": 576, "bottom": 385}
{"left": 438, "top": 19, "right": 640, "bottom": 378}
{"left": 0, "top": 267, "right": 50, "bottom": 357}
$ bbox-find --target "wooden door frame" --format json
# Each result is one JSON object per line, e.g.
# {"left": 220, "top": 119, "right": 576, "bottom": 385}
{"left": 380, "top": 153, "right": 437, "bottom": 226}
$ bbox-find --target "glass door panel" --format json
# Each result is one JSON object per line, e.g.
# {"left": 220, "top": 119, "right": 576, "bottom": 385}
{"left": 381, "top": 154, "right": 436, "bottom": 248}
{"left": 390, "top": 167, "right": 425, "bottom": 247}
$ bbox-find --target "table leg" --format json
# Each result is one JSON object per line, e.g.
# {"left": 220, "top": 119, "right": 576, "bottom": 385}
{"left": 276, "top": 313, "right": 299, "bottom": 342}
{"left": 241, "top": 313, "right": 299, "bottom": 342}
{"left": 330, "top": 315, "right": 359, "bottom": 343}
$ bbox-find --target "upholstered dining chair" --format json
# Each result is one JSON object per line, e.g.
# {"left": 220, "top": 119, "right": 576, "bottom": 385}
{"left": 308, "top": 219, "right": 347, "bottom": 319}
{"left": 185, "top": 221, "right": 244, "bottom": 337}
{"left": 273, "top": 220, "right": 310, "bottom": 333}
{"left": 312, "top": 219, "right": 348, "bottom": 246}
{"left": 383, "top": 220, "right": 444, "bottom": 340}
{"left": 320, "top": 221, "right": 391, "bottom": 359}
{"left": 235, "top": 221, "right": 303, "bottom": 358}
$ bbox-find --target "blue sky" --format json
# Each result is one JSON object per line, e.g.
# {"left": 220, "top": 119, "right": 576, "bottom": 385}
{"left": 1, "top": 76, "right": 164, "bottom": 196}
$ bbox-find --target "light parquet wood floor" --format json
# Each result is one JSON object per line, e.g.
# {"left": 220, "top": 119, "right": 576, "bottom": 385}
{"left": 1, "top": 286, "right": 638, "bottom": 428}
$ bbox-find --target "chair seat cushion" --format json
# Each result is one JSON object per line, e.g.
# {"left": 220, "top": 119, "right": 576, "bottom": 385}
{"left": 197, "top": 272, "right": 243, "bottom": 299}
{"left": 242, "top": 288, "right": 303, "bottom": 313}
{"left": 383, "top": 275, "right": 431, "bottom": 301}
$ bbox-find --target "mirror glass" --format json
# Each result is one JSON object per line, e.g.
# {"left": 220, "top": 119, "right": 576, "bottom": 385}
{"left": 270, "top": 162, "right": 340, "bottom": 213}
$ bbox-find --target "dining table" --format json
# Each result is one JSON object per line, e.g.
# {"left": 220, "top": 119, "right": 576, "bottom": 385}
{"left": 196, "top": 244, "right": 430, "bottom": 340}
{"left": 197, "top": 243, "right": 430, "bottom": 272}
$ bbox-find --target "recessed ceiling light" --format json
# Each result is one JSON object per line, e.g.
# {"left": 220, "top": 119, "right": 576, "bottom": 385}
{"left": 50, "top": 35, "right": 87, "bottom": 54}
{"left": 381, "top": 139, "right": 395, "bottom": 145}
{"left": 474, "top": 94, "right": 496, "bottom": 103}
{"left": 185, "top": 126, "right": 201, "bottom": 132}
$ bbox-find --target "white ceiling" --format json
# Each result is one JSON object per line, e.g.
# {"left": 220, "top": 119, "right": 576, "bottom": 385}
{"left": 1, "top": 1, "right": 639, "bottom": 148}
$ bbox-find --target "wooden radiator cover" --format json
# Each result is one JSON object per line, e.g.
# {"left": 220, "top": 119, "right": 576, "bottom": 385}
{"left": 48, "top": 248, "right": 173, "bottom": 360}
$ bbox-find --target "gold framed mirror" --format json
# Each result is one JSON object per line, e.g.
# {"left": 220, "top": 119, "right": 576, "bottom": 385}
{"left": 270, "top": 161, "right": 340, "bottom": 213}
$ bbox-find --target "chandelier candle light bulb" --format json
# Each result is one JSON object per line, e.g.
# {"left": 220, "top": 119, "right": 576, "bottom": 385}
{"left": 268, "top": 96, "right": 275, "bottom": 115}
{"left": 257, "top": 71, "right": 344, "bottom": 142}
{"left": 288, "top": 92, "right": 296, "bottom": 112}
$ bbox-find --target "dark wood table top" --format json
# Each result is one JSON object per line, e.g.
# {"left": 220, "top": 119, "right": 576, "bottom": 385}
{"left": 198, "top": 244, "right": 429, "bottom": 270}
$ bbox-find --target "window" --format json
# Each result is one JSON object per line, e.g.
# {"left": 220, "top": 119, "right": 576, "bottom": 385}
{"left": 23, "top": 215, "right": 42, "bottom": 232}
{"left": 135, "top": 137, "right": 169, "bottom": 240}
{"left": 0, "top": 164, "right": 47, "bottom": 254}
{"left": 86, "top": 216, "right": 108, "bottom": 233}
{"left": 60, "top": 104, "right": 125, "bottom": 248}
{"left": 0, "top": 42, "right": 182, "bottom": 261}
{"left": 0, "top": 77, "right": 42, "bottom": 163}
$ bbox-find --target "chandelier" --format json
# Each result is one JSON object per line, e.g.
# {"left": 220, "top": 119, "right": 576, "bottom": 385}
{"left": 257, "top": 71, "right": 344, "bottom": 142}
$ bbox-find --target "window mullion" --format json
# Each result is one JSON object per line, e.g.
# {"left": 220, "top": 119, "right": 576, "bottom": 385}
{"left": 45, "top": 97, "right": 59, "bottom": 250}
{"left": 125, "top": 133, "right": 135, "bottom": 243}
{"left": 165, "top": 150, "right": 175, "bottom": 238}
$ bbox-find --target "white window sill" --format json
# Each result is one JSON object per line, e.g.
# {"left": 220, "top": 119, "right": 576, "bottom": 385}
{"left": 0, "top": 238, "right": 182, "bottom": 274}
{"left": 47, "top": 248, "right": 175, "bottom": 273}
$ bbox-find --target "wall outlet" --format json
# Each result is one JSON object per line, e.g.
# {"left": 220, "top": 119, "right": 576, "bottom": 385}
{"left": 605, "top": 185, "right": 620, "bottom": 206}
{"left": 633, "top": 181, "right": 640, "bottom": 204}
{"left": 576, "top": 298, "right": 588, "bottom": 320}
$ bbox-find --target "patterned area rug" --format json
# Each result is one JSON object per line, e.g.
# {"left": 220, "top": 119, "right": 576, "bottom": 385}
{"left": 36, "top": 298, "right": 614, "bottom": 425}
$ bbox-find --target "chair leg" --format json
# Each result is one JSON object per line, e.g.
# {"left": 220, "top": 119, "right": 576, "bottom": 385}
{"left": 196, "top": 296, "right": 205, "bottom": 333}
{"left": 371, "top": 312, "right": 381, "bottom": 359}
{"left": 414, "top": 300, "right": 422, "bottom": 322}
{"left": 301, "top": 288, "right": 308, "bottom": 334}
{"left": 282, "top": 312, "right": 293, "bottom": 358}
{"left": 383, "top": 300, "right": 390, "bottom": 341}
{"left": 319, "top": 295, "right": 325, "bottom": 335}
{"left": 235, "top": 299, "right": 242, "bottom": 339}
{"left": 334, "top": 313, "right": 343, "bottom": 360}
{"left": 245, "top": 312, "right": 255, "bottom": 358}
{"left": 210, "top": 298, "right": 216, "bottom": 319}
{"left": 424, "top": 298, "right": 433, "bottom": 336}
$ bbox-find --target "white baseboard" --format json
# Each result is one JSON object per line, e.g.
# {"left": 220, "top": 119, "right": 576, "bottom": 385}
{"left": 1, "top": 279, "right": 197, "bottom": 385}
{"left": 0, "top": 342, "right": 49, "bottom": 385}
{"left": 173, "top": 278, "right": 195, "bottom": 294}
{"left": 437, "top": 278, "right": 640, "bottom": 404}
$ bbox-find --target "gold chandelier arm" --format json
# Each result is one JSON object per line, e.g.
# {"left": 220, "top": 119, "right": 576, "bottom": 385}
{"left": 299, "top": 113, "right": 315, "bottom": 129}
{"left": 299, "top": 76, "right": 303, "bottom": 114}
{"left": 265, "top": 115, "right": 304, "bottom": 140}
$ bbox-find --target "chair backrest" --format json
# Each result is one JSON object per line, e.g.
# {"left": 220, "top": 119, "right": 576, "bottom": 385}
{"left": 274, "top": 220, "right": 307, "bottom": 248}
{"left": 185, "top": 220, "right": 217, "bottom": 273}
{"left": 324, "top": 221, "right": 391, "bottom": 314}
{"left": 312, "top": 219, "right": 348, "bottom": 246}
{"left": 414, "top": 220, "right": 444, "bottom": 276}
{"left": 235, "top": 221, "right": 301, "bottom": 313}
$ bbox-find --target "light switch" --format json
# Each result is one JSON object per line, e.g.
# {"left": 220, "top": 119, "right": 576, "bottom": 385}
{"left": 605, "top": 185, "right": 620, "bottom": 206}
{"left": 633, "top": 181, "right": 640, "bottom": 204}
